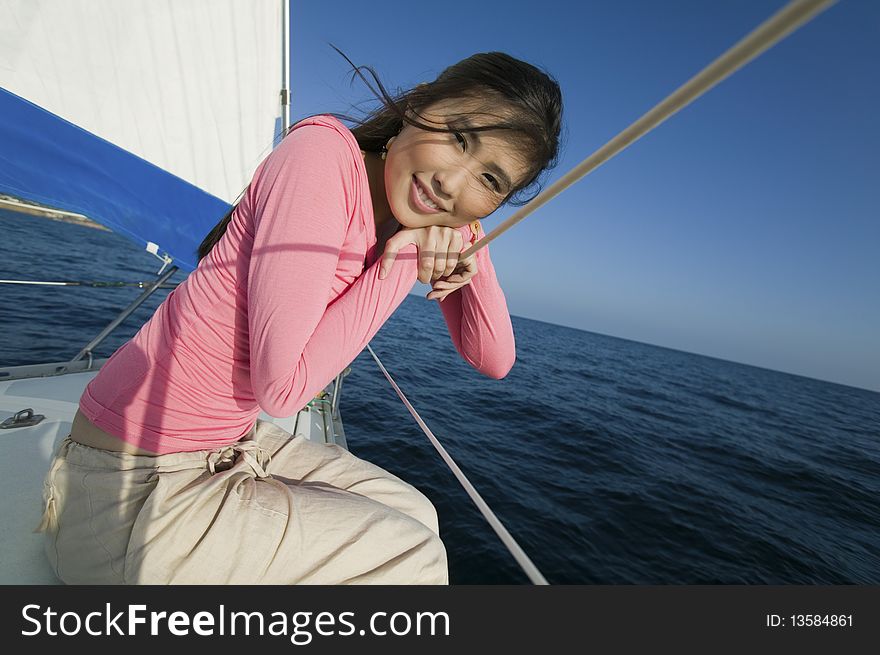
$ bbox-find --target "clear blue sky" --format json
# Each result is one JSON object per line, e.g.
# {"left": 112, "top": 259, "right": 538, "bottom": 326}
{"left": 289, "top": 0, "right": 879, "bottom": 392}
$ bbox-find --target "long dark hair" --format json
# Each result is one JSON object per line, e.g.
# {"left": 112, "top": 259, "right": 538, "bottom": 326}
{"left": 196, "top": 45, "right": 564, "bottom": 263}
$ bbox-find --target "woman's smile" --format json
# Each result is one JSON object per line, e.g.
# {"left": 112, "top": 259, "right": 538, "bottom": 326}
{"left": 411, "top": 175, "right": 443, "bottom": 213}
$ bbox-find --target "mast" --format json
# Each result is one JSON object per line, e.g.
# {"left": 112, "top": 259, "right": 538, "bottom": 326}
{"left": 281, "top": 0, "right": 291, "bottom": 133}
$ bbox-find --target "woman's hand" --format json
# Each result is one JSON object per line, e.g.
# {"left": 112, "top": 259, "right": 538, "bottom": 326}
{"left": 425, "top": 221, "right": 480, "bottom": 302}
{"left": 425, "top": 254, "right": 478, "bottom": 302}
{"left": 378, "top": 224, "right": 480, "bottom": 301}
{"left": 378, "top": 225, "right": 459, "bottom": 282}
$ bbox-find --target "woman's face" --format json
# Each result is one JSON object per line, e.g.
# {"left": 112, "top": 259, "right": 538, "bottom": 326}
{"left": 384, "top": 99, "right": 528, "bottom": 230}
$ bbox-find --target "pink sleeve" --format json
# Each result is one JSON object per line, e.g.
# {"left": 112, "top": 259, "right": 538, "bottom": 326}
{"left": 246, "top": 124, "right": 419, "bottom": 417}
{"left": 437, "top": 224, "right": 516, "bottom": 379}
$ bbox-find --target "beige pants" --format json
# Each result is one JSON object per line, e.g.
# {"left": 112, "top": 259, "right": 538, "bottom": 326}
{"left": 36, "top": 419, "right": 448, "bottom": 584}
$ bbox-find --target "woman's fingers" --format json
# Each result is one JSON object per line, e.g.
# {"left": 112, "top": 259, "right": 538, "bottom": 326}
{"left": 419, "top": 240, "right": 438, "bottom": 284}
{"left": 447, "top": 257, "right": 477, "bottom": 283}
{"left": 428, "top": 281, "right": 459, "bottom": 297}
{"left": 432, "top": 250, "right": 449, "bottom": 283}
{"left": 380, "top": 226, "right": 472, "bottom": 286}
{"left": 427, "top": 262, "right": 477, "bottom": 302}
{"left": 378, "top": 230, "right": 411, "bottom": 279}
{"left": 428, "top": 288, "right": 459, "bottom": 302}
{"left": 443, "top": 232, "right": 463, "bottom": 279}
{"left": 439, "top": 251, "right": 459, "bottom": 280}
{"left": 429, "top": 237, "right": 462, "bottom": 282}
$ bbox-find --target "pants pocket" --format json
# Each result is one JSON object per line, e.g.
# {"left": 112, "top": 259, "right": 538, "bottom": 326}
{"left": 35, "top": 449, "right": 68, "bottom": 579}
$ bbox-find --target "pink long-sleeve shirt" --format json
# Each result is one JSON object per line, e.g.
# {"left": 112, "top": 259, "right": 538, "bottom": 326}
{"left": 78, "top": 114, "right": 516, "bottom": 454}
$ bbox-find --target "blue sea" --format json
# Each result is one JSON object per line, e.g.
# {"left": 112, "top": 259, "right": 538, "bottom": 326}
{"left": 2, "top": 209, "right": 878, "bottom": 584}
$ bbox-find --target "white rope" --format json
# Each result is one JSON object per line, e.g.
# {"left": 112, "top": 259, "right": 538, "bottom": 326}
{"left": 459, "top": 0, "right": 838, "bottom": 260}
{"left": 360, "top": 0, "right": 838, "bottom": 586}
{"left": 0, "top": 279, "right": 177, "bottom": 288}
{"left": 365, "top": 343, "right": 549, "bottom": 585}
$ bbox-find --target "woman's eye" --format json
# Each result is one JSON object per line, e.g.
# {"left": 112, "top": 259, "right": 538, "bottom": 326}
{"left": 484, "top": 174, "right": 500, "bottom": 192}
{"left": 453, "top": 131, "right": 467, "bottom": 151}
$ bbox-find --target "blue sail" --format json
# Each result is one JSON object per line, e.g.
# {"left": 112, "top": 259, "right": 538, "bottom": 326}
{"left": 0, "top": 87, "right": 230, "bottom": 273}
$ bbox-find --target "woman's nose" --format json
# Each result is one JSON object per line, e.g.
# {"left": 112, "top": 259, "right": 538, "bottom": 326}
{"left": 433, "top": 167, "right": 468, "bottom": 200}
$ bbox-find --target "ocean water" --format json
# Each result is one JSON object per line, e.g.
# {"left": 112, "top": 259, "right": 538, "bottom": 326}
{"left": 2, "top": 208, "right": 878, "bottom": 584}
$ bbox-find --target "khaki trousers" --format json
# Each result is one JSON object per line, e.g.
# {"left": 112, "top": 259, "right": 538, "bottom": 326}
{"left": 36, "top": 419, "right": 448, "bottom": 584}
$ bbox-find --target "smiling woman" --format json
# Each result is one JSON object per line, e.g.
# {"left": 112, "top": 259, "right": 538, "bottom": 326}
{"left": 41, "top": 44, "right": 564, "bottom": 586}
{"left": 196, "top": 47, "right": 564, "bottom": 263}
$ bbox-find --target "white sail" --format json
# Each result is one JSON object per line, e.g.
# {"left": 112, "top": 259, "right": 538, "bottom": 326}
{"left": 0, "top": 0, "right": 284, "bottom": 204}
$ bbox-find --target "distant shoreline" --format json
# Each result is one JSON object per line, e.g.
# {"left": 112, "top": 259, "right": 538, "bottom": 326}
{"left": 0, "top": 194, "right": 109, "bottom": 231}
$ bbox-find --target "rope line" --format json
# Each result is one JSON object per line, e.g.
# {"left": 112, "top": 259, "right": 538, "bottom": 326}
{"left": 0, "top": 279, "right": 178, "bottom": 288}
{"left": 361, "top": 3, "right": 837, "bottom": 583}
{"left": 365, "top": 343, "right": 549, "bottom": 585}
{"left": 458, "top": 0, "right": 837, "bottom": 261}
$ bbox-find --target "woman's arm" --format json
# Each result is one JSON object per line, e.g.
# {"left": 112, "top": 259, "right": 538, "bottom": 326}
{"left": 246, "top": 123, "right": 419, "bottom": 417}
{"left": 437, "top": 224, "right": 516, "bottom": 379}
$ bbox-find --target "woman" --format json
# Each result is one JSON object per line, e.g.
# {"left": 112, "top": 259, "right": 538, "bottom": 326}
{"left": 37, "top": 49, "right": 563, "bottom": 584}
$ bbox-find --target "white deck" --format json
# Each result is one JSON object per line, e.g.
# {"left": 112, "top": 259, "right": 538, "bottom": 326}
{"left": 0, "top": 359, "right": 347, "bottom": 584}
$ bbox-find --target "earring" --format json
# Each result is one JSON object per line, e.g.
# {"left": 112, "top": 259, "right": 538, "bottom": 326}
{"left": 380, "top": 135, "right": 397, "bottom": 161}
